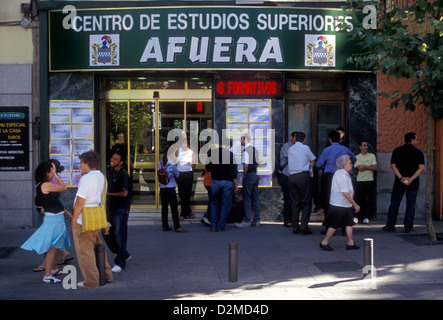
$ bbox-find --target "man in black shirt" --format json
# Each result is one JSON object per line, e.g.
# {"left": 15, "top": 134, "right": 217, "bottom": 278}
{"left": 104, "top": 150, "right": 132, "bottom": 272}
{"left": 206, "top": 143, "right": 238, "bottom": 231}
{"left": 384, "top": 132, "right": 425, "bottom": 233}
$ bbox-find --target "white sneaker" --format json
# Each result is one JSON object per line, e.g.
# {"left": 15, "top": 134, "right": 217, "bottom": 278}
{"left": 235, "top": 221, "right": 251, "bottom": 228}
{"left": 112, "top": 265, "right": 122, "bottom": 273}
{"left": 77, "top": 281, "right": 84, "bottom": 288}
{"left": 353, "top": 217, "right": 359, "bottom": 224}
{"left": 363, "top": 218, "right": 369, "bottom": 224}
{"left": 43, "top": 275, "right": 61, "bottom": 284}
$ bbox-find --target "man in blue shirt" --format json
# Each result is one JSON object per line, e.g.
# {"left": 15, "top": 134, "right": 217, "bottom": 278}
{"left": 316, "top": 130, "right": 356, "bottom": 220}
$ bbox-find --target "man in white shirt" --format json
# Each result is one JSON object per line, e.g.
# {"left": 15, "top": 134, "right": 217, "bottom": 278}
{"left": 288, "top": 132, "right": 316, "bottom": 235}
{"left": 72, "top": 151, "right": 113, "bottom": 289}
{"left": 279, "top": 131, "right": 297, "bottom": 227}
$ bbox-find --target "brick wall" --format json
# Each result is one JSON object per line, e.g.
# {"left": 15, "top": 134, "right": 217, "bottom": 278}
{"left": 377, "top": 73, "right": 428, "bottom": 153}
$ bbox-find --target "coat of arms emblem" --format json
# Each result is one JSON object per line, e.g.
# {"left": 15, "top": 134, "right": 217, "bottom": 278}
{"left": 90, "top": 35, "right": 119, "bottom": 66}
{"left": 305, "top": 35, "right": 335, "bottom": 67}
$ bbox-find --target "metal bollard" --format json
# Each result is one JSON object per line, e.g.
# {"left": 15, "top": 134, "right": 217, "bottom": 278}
{"left": 95, "top": 245, "right": 106, "bottom": 286}
{"left": 363, "top": 238, "right": 374, "bottom": 276}
{"left": 229, "top": 243, "right": 238, "bottom": 282}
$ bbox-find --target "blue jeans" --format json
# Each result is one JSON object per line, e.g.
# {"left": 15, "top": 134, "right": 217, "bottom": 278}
{"left": 103, "top": 208, "right": 131, "bottom": 268}
{"left": 210, "top": 180, "right": 234, "bottom": 230}
{"left": 203, "top": 186, "right": 212, "bottom": 219}
{"left": 241, "top": 172, "right": 260, "bottom": 223}
{"left": 386, "top": 178, "right": 420, "bottom": 232}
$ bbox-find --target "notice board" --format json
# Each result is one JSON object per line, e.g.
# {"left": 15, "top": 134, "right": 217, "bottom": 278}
{"left": 0, "top": 107, "right": 29, "bottom": 171}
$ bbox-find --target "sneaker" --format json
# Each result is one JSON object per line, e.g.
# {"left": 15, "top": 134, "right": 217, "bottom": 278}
{"left": 77, "top": 281, "right": 85, "bottom": 288}
{"left": 43, "top": 275, "right": 61, "bottom": 284}
{"left": 235, "top": 221, "right": 251, "bottom": 228}
{"left": 353, "top": 217, "right": 359, "bottom": 225}
{"left": 251, "top": 221, "right": 260, "bottom": 227}
{"left": 363, "top": 218, "right": 369, "bottom": 224}
{"left": 201, "top": 217, "right": 210, "bottom": 226}
{"left": 112, "top": 265, "right": 123, "bottom": 273}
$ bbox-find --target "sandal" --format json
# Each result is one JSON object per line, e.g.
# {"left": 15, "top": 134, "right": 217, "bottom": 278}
{"left": 33, "top": 266, "right": 45, "bottom": 272}
{"left": 175, "top": 227, "right": 188, "bottom": 233}
{"left": 57, "top": 257, "right": 74, "bottom": 265}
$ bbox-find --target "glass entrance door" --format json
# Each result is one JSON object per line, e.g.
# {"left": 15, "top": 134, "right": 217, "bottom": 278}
{"left": 286, "top": 101, "right": 344, "bottom": 156}
{"left": 102, "top": 99, "right": 211, "bottom": 208}
{"left": 104, "top": 100, "right": 156, "bottom": 207}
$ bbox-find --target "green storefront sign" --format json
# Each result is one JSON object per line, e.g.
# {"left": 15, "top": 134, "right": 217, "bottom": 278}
{"left": 49, "top": 6, "right": 363, "bottom": 72}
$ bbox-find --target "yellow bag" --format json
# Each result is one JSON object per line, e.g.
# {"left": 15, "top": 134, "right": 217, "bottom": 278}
{"left": 81, "top": 180, "right": 109, "bottom": 234}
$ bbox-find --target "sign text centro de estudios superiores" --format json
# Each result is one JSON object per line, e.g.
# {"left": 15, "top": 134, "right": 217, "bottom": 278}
{"left": 49, "top": 6, "right": 365, "bottom": 72}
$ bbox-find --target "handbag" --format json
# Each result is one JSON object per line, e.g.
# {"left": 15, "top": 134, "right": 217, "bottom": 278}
{"left": 81, "top": 180, "right": 109, "bottom": 234}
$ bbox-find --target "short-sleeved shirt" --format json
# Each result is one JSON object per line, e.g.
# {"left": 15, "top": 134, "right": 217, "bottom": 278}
{"left": 355, "top": 153, "right": 377, "bottom": 181}
{"left": 108, "top": 166, "right": 131, "bottom": 211}
{"left": 330, "top": 169, "right": 354, "bottom": 208}
{"left": 176, "top": 148, "right": 194, "bottom": 172}
{"left": 391, "top": 143, "right": 425, "bottom": 178}
{"left": 288, "top": 142, "right": 316, "bottom": 174}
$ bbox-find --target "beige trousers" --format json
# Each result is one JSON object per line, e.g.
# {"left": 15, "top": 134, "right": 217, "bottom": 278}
{"left": 73, "top": 224, "right": 113, "bottom": 289}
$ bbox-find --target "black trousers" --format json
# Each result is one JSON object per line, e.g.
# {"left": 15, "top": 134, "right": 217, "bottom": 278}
{"left": 288, "top": 171, "right": 312, "bottom": 231}
{"left": 355, "top": 180, "right": 376, "bottom": 220}
{"left": 176, "top": 171, "right": 194, "bottom": 217}
{"left": 160, "top": 187, "right": 180, "bottom": 230}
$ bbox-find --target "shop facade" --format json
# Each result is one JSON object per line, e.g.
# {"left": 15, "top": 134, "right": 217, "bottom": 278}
{"left": 2, "top": 0, "right": 440, "bottom": 229}
{"left": 39, "top": 3, "right": 376, "bottom": 220}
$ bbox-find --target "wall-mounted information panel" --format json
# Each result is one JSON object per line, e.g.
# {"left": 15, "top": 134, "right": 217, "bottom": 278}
{"left": 49, "top": 100, "right": 94, "bottom": 187}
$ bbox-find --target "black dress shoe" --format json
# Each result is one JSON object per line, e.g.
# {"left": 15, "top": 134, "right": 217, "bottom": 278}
{"left": 345, "top": 244, "right": 360, "bottom": 250}
{"left": 293, "top": 227, "right": 301, "bottom": 234}
{"left": 301, "top": 228, "right": 313, "bottom": 235}
{"left": 382, "top": 225, "right": 395, "bottom": 232}
{"left": 319, "top": 243, "right": 334, "bottom": 251}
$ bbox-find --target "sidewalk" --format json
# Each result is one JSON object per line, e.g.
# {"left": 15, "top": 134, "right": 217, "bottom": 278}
{"left": 1, "top": 216, "right": 443, "bottom": 300}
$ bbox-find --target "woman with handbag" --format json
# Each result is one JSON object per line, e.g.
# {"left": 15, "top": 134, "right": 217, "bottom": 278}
{"left": 21, "top": 161, "right": 72, "bottom": 284}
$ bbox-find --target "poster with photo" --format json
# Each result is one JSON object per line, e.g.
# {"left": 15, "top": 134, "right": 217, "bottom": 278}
{"left": 225, "top": 99, "right": 273, "bottom": 187}
{"left": 49, "top": 100, "right": 94, "bottom": 187}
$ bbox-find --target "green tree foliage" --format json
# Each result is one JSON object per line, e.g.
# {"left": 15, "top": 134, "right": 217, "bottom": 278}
{"left": 345, "top": 0, "right": 443, "bottom": 112}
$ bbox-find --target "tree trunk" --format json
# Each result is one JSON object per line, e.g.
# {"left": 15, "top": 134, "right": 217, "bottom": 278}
{"left": 425, "top": 107, "right": 437, "bottom": 241}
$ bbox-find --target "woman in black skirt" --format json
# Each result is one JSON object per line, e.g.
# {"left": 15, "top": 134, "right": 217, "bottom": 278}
{"left": 320, "top": 155, "right": 360, "bottom": 251}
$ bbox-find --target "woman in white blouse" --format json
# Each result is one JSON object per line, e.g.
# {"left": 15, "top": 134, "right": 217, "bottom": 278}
{"left": 319, "top": 155, "right": 360, "bottom": 251}
{"left": 175, "top": 138, "right": 196, "bottom": 220}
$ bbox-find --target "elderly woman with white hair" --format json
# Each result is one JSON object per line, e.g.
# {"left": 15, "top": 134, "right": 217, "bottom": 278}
{"left": 320, "top": 155, "right": 360, "bottom": 251}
